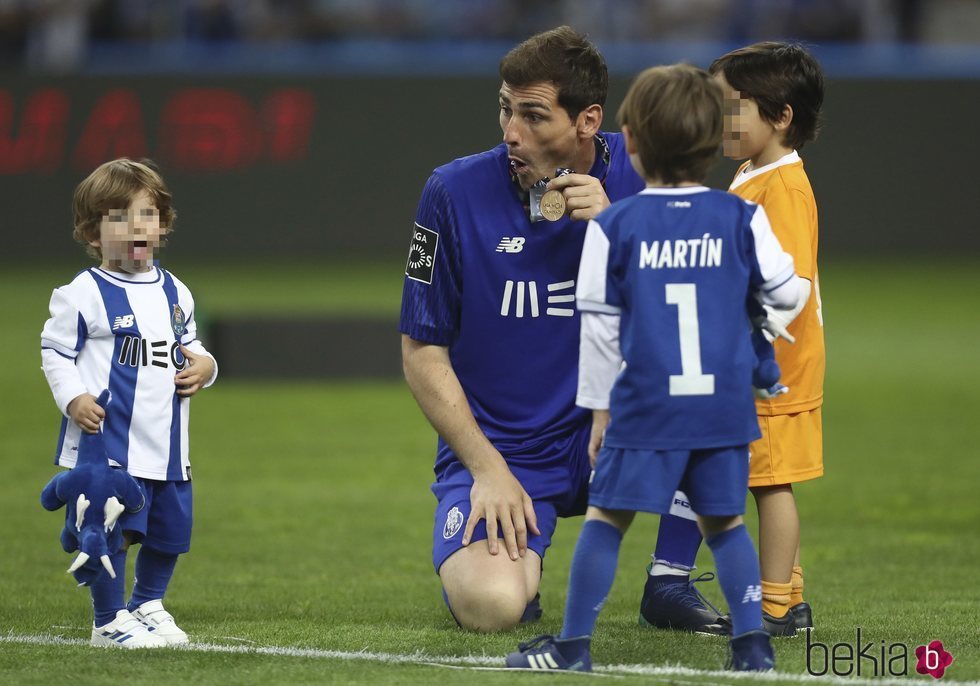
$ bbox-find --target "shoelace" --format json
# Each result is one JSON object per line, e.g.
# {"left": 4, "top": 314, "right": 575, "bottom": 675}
{"left": 688, "top": 572, "right": 726, "bottom": 620}
{"left": 654, "top": 572, "right": 725, "bottom": 618}
{"left": 517, "top": 634, "right": 557, "bottom": 653}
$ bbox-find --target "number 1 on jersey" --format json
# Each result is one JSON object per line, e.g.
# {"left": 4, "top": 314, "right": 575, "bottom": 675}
{"left": 665, "top": 283, "right": 715, "bottom": 396}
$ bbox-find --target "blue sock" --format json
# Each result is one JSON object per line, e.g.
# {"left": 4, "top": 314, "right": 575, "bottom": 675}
{"left": 560, "top": 519, "right": 623, "bottom": 642}
{"left": 706, "top": 525, "right": 764, "bottom": 636}
{"left": 127, "top": 547, "right": 179, "bottom": 610}
{"left": 653, "top": 514, "right": 702, "bottom": 572}
{"left": 91, "top": 550, "right": 127, "bottom": 627}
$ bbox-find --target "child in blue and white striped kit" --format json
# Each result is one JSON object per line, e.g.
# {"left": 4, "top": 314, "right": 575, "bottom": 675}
{"left": 41, "top": 158, "right": 217, "bottom": 648}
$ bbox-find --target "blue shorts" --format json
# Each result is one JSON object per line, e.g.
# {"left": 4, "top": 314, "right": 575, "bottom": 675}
{"left": 590, "top": 445, "right": 749, "bottom": 517}
{"left": 431, "top": 427, "right": 592, "bottom": 573}
{"left": 120, "top": 479, "right": 193, "bottom": 554}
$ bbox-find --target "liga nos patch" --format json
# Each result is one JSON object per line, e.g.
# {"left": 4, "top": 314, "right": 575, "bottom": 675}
{"left": 406, "top": 223, "right": 438, "bottom": 284}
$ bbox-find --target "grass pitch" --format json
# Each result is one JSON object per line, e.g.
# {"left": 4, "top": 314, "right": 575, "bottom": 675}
{"left": 1, "top": 259, "right": 977, "bottom": 685}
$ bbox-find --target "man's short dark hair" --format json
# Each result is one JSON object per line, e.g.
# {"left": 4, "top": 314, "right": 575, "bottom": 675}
{"left": 709, "top": 42, "right": 824, "bottom": 150}
{"left": 500, "top": 25, "right": 608, "bottom": 121}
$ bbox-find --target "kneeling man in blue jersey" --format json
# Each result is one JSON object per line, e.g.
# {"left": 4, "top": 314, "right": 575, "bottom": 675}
{"left": 41, "top": 158, "right": 217, "bottom": 648}
{"left": 399, "top": 26, "right": 652, "bottom": 632}
{"left": 400, "top": 25, "right": 730, "bottom": 633}
{"left": 506, "top": 64, "right": 806, "bottom": 671}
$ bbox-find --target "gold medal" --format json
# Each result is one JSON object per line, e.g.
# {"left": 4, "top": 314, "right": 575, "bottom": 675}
{"left": 539, "top": 189, "right": 566, "bottom": 222}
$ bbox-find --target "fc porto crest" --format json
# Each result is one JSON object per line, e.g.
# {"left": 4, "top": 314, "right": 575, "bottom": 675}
{"left": 443, "top": 506, "right": 464, "bottom": 540}
{"left": 171, "top": 304, "right": 186, "bottom": 337}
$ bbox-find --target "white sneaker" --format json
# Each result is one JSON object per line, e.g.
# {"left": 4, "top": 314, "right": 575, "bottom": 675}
{"left": 91, "top": 609, "right": 168, "bottom": 648}
{"left": 131, "top": 599, "right": 189, "bottom": 645}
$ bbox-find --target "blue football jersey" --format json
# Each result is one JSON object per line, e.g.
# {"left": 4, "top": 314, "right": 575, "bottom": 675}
{"left": 576, "top": 187, "right": 796, "bottom": 450}
{"left": 399, "top": 134, "right": 644, "bottom": 475}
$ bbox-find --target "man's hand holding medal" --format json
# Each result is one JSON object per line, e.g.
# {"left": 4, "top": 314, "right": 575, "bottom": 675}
{"left": 530, "top": 168, "right": 612, "bottom": 223}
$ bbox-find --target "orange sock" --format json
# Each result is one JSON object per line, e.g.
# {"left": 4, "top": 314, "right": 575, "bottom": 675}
{"left": 761, "top": 580, "right": 792, "bottom": 618}
{"left": 791, "top": 565, "right": 805, "bottom": 606}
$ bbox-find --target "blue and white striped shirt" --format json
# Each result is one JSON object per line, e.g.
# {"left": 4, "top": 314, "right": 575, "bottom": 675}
{"left": 41, "top": 267, "right": 216, "bottom": 481}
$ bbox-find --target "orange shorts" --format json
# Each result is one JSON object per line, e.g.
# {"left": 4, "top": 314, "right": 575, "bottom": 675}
{"left": 748, "top": 407, "right": 823, "bottom": 487}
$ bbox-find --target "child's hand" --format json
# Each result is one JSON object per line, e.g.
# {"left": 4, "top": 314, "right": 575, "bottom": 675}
{"left": 67, "top": 393, "right": 105, "bottom": 434}
{"left": 754, "top": 383, "right": 790, "bottom": 400}
{"left": 753, "top": 306, "right": 796, "bottom": 344}
{"left": 175, "top": 346, "right": 215, "bottom": 397}
{"left": 589, "top": 409, "right": 611, "bottom": 467}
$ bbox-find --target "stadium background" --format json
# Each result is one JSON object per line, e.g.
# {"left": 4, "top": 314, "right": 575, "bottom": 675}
{"left": 1, "top": 2, "right": 978, "bottom": 683}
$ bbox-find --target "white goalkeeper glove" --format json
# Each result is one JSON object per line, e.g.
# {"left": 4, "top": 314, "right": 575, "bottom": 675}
{"left": 754, "top": 305, "right": 796, "bottom": 344}
{"left": 754, "top": 382, "right": 790, "bottom": 399}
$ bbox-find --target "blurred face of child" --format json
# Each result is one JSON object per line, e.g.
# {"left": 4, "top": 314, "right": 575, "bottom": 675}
{"left": 499, "top": 81, "right": 581, "bottom": 190}
{"left": 714, "top": 72, "right": 782, "bottom": 166}
{"left": 93, "top": 190, "right": 164, "bottom": 273}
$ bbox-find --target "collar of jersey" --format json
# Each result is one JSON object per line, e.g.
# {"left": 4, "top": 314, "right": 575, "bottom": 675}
{"left": 729, "top": 150, "right": 801, "bottom": 191}
{"left": 639, "top": 186, "right": 710, "bottom": 195}
{"left": 92, "top": 266, "right": 162, "bottom": 285}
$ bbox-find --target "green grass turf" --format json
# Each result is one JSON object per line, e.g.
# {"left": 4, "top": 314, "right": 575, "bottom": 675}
{"left": 1, "top": 259, "right": 978, "bottom": 684}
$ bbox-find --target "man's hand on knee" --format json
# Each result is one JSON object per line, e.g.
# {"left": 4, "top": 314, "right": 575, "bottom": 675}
{"left": 463, "top": 465, "right": 540, "bottom": 560}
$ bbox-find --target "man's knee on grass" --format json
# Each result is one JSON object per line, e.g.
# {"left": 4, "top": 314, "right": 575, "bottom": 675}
{"left": 445, "top": 580, "right": 528, "bottom": 632}
{"left": 440, "top": 545, "right": 538, "bottom": 632}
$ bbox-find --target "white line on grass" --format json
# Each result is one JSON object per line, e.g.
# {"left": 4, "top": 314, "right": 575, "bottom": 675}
{"left": 1, "top": 633, "right": 975, "bottom": 686}
{"left": 422, "top": 663, "right": 625, "bottom": 679}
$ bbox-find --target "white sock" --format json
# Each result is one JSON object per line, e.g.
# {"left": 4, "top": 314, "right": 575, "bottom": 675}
{"left": 650, "top": 561, "right": 690, "bottom": 577}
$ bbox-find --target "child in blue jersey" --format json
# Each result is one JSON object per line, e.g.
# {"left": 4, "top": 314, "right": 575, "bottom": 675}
{"left": 41, "top": 158, "right": 217, "bottom": 648}
{"left": 506, "top": 64, "right": 806, "bottom": 672}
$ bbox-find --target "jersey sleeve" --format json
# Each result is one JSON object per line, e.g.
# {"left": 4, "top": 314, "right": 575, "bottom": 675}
{"left": 41, "top": 286, "right": 88, "bottom": 359}
{"left": 40, "top": 285, "right": 90, "bottom": 414}
{"left": 576, "top": 219, "right": 624, "bottom": 409}
{"left": 399, "top": 173, "right": 463, "bottom": 346}
{"left": 576, "top": 312, "right": 622, "bottom": 410}
{"left": 759, "top": 187, "right": 815, "bottom": 280}
{"left": 575, "top": 220, "right": 622, "bottom": 315}
{"left": 171, "top": 276, "right": 219, "bottom": 388}
{"left": 747, "top": 204, "right": 796, "bottom": 295}
{"left": 178, "top": 288, "right": 199, "bottom": 347}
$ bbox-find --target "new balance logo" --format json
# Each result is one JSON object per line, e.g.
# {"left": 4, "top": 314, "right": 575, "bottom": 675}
{"left": 500, "top": 279, "right": 576, "bottom": 318}
{"left": 112, "top": 314, "right": 135, "bottom": 330}
{"left": 742, "top": 584, "right": 763, "bottom": 604}
{"left": 496, "top": 236, "right": 525, "bottom": 253}
{"left": 526, "top": 653, "right": 560, "bottom": 670}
